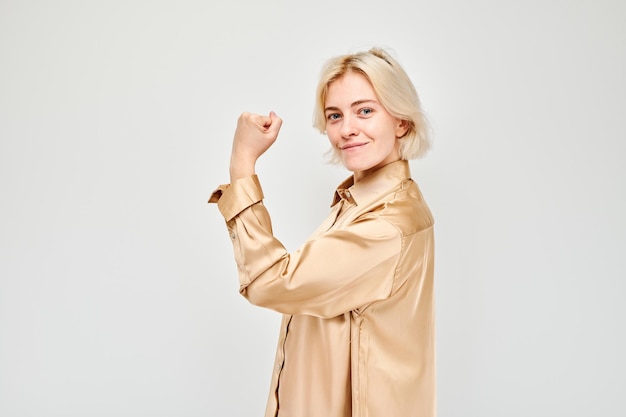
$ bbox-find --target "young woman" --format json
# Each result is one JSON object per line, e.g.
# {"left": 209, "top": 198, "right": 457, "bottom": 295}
{"left": 209, "top": 47, "right": 435, "bottom": 417}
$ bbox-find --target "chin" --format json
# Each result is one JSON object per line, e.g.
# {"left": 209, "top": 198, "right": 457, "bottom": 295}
{"left": 343, "top": 162, "right": 373, "bottom": 174}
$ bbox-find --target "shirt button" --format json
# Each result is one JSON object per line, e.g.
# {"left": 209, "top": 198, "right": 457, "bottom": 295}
{"left": 345, "top": 191, "right": 351, "bottom": 198}
{"left": 229, "top": 230, "right": 236, "bottom": 240}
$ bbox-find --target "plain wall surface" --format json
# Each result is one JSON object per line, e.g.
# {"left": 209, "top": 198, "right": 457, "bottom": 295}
{"left": 1, "top": 0, "right": 625, "bottom": 416}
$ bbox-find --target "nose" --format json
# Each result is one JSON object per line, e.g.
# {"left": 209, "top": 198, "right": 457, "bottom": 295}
{"left": 340, "top": 115, "right": 359, "bottom": 138}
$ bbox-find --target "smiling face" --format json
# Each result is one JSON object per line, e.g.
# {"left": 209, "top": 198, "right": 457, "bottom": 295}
{"left": 324, "top": 71, "right": 408, "bottom": 182}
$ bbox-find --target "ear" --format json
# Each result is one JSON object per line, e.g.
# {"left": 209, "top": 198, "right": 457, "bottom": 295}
{"left": 396, "top": 119, "right": 410, "bottom": 138}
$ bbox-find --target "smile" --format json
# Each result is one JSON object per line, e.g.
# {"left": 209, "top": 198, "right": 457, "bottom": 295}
{"left": 340, "top": 142, "right": 367, "bottom": 150}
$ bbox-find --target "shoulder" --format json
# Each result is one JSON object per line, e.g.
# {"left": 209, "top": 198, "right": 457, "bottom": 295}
{"left": 361, "top": 179, "right": 434, "bottom": 236}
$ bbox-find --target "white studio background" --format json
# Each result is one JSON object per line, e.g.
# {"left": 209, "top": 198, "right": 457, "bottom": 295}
{"left": 1, "top": 0, "right": 624, "bottom": 416}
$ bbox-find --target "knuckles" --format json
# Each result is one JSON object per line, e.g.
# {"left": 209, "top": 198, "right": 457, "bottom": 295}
{"left": 238, "top": 112, "right": 252, "bottom": 122}
{"left": 238, "top": 112, "right": 263, "bottom": 128}
{"left": 236, "top": 112, "right": 282, "bottom": 135}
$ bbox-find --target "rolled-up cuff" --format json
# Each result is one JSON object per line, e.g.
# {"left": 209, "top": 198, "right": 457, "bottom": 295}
{"left": 208, "top": 175, "right": 264, "bottom": 221}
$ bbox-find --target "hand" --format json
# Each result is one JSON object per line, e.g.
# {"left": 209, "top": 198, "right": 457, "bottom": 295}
{"left": 229, "top": 111, "right": 283, "bottom": 181}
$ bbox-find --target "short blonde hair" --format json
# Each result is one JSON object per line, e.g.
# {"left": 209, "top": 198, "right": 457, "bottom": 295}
{"left": 313, "top": 47, "right": 431, "bottom": 160}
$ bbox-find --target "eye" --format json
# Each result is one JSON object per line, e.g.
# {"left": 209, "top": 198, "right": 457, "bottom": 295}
{"left": 359, "top": 108, "right": 374, "bottom": 116}
{"left": 326, "top": 113, "right": 341, "bottom": 121}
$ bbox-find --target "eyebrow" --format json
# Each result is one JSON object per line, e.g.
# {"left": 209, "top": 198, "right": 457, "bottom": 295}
{"left": 324, "top": 99, "right": 378, "bottom": 113}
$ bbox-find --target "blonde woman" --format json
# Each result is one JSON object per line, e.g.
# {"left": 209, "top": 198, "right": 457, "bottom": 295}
{"left": 210, "top": 47, "right": 435, "bottom": 417}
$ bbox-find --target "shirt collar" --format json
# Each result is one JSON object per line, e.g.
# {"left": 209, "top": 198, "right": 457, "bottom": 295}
{"left": 331, "top": 160, "right": 412, "bottom": 207}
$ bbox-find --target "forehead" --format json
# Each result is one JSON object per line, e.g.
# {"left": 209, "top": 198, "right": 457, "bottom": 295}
{"left": 325, "top": 72, "right": 377, "bottom": 106}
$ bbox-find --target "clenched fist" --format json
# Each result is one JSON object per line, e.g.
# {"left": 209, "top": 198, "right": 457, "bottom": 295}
{"left": 229, "top": 111, "right": 283, "bottom": 181}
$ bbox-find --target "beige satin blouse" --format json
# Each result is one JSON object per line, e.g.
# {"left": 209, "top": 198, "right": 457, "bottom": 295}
{"left": 209, "top": 160, "right": 436, "bottom": 417}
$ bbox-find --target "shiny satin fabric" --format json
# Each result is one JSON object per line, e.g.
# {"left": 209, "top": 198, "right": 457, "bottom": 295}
{"left": 209, "top": 160, "right": 436, "bottom": 417}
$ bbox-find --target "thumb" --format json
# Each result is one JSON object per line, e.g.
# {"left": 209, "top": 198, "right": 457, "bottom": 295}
{"left": 267, "top": 111, "right": 283, "bottom": 135}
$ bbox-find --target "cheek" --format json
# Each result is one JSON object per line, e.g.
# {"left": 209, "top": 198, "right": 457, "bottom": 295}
{"left": 382, "top": 124, "right": 400, "bottom": 145}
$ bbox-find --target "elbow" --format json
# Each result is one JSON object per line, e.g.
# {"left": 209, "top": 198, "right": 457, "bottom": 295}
{"left": 240, "top": 282, "right": 347, "bottom": 319}
{"left": 239, "top": 281, "right": 284, "bottom": 312}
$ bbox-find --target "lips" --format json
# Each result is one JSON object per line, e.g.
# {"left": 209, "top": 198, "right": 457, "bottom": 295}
{"left": 341, "top": 142, "right": 367, "bottom": 150}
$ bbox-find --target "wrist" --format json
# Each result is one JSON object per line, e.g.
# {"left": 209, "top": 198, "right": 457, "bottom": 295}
{"left": 229, "top": 156, "right": 256, "bottom": 182}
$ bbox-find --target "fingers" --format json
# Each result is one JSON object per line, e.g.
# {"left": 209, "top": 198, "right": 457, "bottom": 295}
{"left": 267, "top": 111, "right": 283, "bottom": 135}
{"left": 238, "top": 112, "right": 266, "bottom": 129}
{"left": 238, "top": 111, "right": 282, "bottom": 135}
{"left": 258, "top": 114, "right": 272, "bottom": 129}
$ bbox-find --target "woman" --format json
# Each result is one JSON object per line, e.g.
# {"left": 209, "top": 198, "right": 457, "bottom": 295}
{"left": 209, "top": 47, "right": 435, "bottom": 417}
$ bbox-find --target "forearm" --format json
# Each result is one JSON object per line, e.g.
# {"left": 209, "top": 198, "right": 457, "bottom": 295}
{"left": 229, "top": 155, "right": 256, "bottom": 182}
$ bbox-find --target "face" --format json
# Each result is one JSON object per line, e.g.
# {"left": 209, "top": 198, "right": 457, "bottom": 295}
{"left": 324, "top": 72, "right": 408, "bottom": 182}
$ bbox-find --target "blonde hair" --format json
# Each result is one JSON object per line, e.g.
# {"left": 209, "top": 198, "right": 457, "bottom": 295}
{"left": 313, "top": 47, "right": 431, "bottom": 160}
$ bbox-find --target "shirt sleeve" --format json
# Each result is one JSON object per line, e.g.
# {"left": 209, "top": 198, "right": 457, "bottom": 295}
{"left": 209, "top": 175, "right": 402, "bottom": 319}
